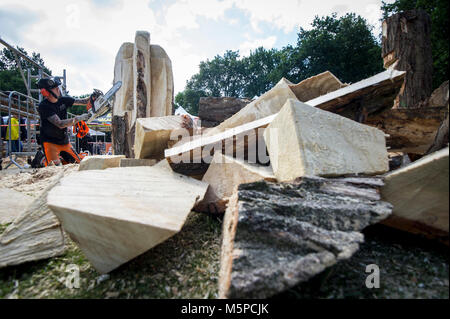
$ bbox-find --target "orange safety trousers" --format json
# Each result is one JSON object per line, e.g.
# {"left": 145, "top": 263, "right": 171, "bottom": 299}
{"left": 42, "top": 142, "right": 81, "bottom": 165}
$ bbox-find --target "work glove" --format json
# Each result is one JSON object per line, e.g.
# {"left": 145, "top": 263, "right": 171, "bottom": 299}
{"left": 75, "top": 113, "right": 90, "bottom": 123}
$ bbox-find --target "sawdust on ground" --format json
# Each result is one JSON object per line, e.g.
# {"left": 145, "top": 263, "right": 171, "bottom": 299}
{"left": 0, "top": 164, "right": 78, "bottom": 197}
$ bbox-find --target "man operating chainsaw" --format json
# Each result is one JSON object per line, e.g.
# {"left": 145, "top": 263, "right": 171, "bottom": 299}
{"left": 37, "top": 77, "right": 91, "bottom": 166}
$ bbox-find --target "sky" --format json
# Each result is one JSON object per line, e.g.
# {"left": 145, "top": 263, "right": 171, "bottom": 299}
{"left": 0, "top": 0, "right": 395, "bottom": 96}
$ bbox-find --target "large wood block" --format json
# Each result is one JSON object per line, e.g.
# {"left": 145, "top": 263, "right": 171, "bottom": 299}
{"left": 47, "top": 166, "right": 208, "bottom": 273}
{"left": 219, "top": 177, "right": 392, "bottom": 298}
{"left": 134, "top": 115, "right": 186, "bottom": 160}
{"left": 79, "top": 155, "right": 125, "bottom": 171}
{"left": 264, "top": 99, "right": 389, "bottom": 181}
{"left": 0, "top": 172, "right": 66, "bottom": 268}
{"left": 381, "top": 147, "right": 449, "bottom": 241}
{"left": 195, "top": 153, "right": 276, "bottom": 214}
{"left": 150, "top": 45, "right": 173, "bottom": 117}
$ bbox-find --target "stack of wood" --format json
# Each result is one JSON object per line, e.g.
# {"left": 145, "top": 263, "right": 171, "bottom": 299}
{"left": 2, "top": 11, "right": 447, "bottom": 299}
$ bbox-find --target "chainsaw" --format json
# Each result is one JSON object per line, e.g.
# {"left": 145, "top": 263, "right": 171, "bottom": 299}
{"left": 86, "top": 81, "right": 122, "bottom": 124}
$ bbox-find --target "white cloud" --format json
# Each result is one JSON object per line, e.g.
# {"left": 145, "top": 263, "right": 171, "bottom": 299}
{"left": 239, "top": 36, "right": 277, "bottom": 56}
{"left": 0, "top": 0, "right": 390, "bottom": 96}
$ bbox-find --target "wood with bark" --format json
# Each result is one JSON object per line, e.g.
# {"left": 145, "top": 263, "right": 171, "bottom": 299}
{"left": 198, "top": 97, "right": 251, "bottom": 128}
{"left": 381, "top": 9, "right": 432, "bottom": 109}
{"left": 219, "top": 176, "right": 392, "bottom": 299}
{"left": 364, "top": 107, "right": 447, "bottom": 154}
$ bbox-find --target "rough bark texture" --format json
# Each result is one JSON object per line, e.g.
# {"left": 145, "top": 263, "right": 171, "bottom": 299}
{"left": 219, "top": 176, "right": 392, "bottom": 299}
{"left": 0, "top": 172, "right": 66, "bottom": 268}
{"left": 381, "top": 9, "right": 432, "bottom": 109}
{"left": 198, "top": 97, "right": 252, "bottom": 128}
{"left": 364, "top": 107, "right": 447, "bottom": 154}
{"left": 112, "top": 115, "right": 131, "bottom": 157}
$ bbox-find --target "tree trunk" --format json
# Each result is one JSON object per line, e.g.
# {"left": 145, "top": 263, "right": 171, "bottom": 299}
{"left": 381, "top": 9, "right": 432, "bottom": 109}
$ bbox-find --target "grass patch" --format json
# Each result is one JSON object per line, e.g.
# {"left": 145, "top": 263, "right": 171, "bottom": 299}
{"left": 0, "top": 212, "right": 222, "bottom": 299}
{"left": 1, "top": 216, "right": 448, "bottom": 299}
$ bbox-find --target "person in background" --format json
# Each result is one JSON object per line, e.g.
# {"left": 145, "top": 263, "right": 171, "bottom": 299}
{"left": 6, "top": 115, "right": 21, "bottom": 153}
{"left": 0, "top": 115, "right": 5, "bottom": 170}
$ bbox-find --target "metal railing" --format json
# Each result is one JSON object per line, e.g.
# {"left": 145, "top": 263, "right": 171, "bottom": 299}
{"left": 1, "top": 38, "right": 68, "bottom": 169}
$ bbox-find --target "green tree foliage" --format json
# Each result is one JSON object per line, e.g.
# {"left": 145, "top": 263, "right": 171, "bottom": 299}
{"left": 295, "top": 13, "right": 383, "bottom": 83}
{"left": 0, "top": 46, "right": 52, "bottom": 98}
{"left": 381, "top": 0, "right": 449, "bottom": 89}
{"left": 175, "top": 13, "right": 384, "bottom": 115}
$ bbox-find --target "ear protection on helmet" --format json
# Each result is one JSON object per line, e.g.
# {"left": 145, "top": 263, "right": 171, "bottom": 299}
{"left": 40, "top": 89, "right": 51, "bottom": 98}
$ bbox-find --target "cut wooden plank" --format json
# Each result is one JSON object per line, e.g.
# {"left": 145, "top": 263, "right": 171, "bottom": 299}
{"left": 0, "top": 188, "right": 33, "bottom": 224}
{"left": 119, "top": 158, "right": 157, "bottom": 167}
{"left": 0, "top": 172, "right": 66, "bottom": 268}
{"left": 165, "top": 114, "right": 272, "bottom": 178}
{"left": 47, "top": 166, "right": 208, "bottom": 273}
{"left": 288, "top": 71, "right": 347, "bottom": 102}
{"left": 195, "top": 153, "right": 276, "bottom": 214}
{"left": 219, "top": 177, "right": 392, "bottom": 298}
{"left": 79, "top": 155, "right": 125, "bottom": 171}
{"left": 134, "top": 115, "right": 186, "bottom": 160}
{"left": 364, "top": 107, "right": 447, "bottom": 154}
{"left": 150, "top": 44, "right": 174, "bottom": 117}
{"left": 264, "top": 99, "right": 389, "bottom": 182}
{"left": 308, "top": 68, "right": 406, "bottom": 115}
{"left": 381, "top": 147, "right": 449, "bottom": 242}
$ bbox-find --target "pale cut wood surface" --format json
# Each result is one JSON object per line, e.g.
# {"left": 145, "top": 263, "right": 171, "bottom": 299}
{"left": 0, "top": 188, "right": 33, "bottom": 224}
{"left": 264, "top": 99, "right": 389, "bottom": 182}
{"left": 0, "top": 172, "right": 66, "bottom": 268}
{"left": 381, "top": 147, "right": 449, "bottom": 236}
{"left": 47, "top": 166, "right": 208, "bottom": 273}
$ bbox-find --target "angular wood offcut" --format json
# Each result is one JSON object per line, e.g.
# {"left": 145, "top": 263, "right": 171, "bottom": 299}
{"left": 134, "top": 115, "right": 187, "bottom": 160}
{"left": 79, "top": 155, "right": 125, "bottom": 171}
{"left": 195, "top": 153, "right": 276, "bottom": 214}
{"left": 219, "top": 177, "right": 392, "bottom": 299}
{"left": 47, "top": 166, "right": 208, "bottom": 273}
{"left": 264, "top": 99, "right": 389, "bottom": 182}
{"left": 0, "top": 172, "right": 66, "bottom": 268}
{"left": 381, "top": 147, "right": 449, "bottom": 242}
